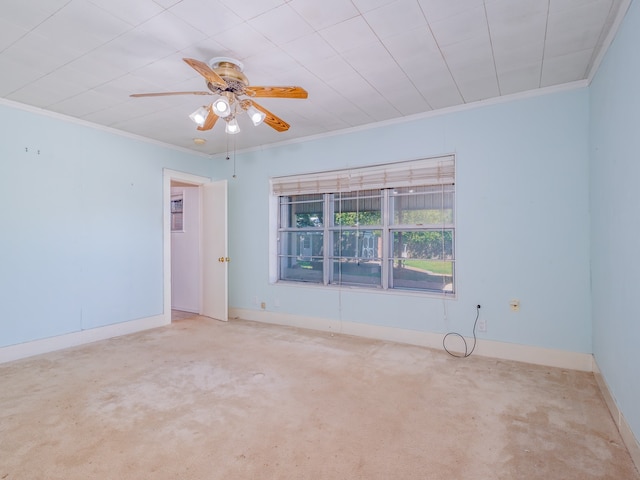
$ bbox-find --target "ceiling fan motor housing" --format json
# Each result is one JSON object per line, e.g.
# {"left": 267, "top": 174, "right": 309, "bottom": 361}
{"left": 208, "top": 57, "right": 248, "bottom": 94}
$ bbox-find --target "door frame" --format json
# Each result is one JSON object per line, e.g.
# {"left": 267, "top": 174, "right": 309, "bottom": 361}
{"left": 163, "top": 168, "right": 212, "bottom": 322}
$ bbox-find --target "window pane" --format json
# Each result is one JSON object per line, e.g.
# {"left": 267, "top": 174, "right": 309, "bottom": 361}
{"left": 331, "top": 229, "right": 381, "bottom": 260}
{"left": 390, "top": 230, "right": 454, "bottom": 293}
{"left": 279, "top": 257, "right": 323, "bottom": 282}
{"left": 330, "top": 229, "right": 381, "bottom": 287}
{"left": 278, "top": 231, "right": 324, "bottom": 282}
{"left": 333, "top": 190, "right": 382, "bottom": 226}
{"left": 392, "top": 185, "right": 454, "bottom": 226}
{"left": 331, "top": 260, "right": 382, "bottom": 287}
{"left": 280, "top": 194, "right": 324, "bottom": 228}
{"left": 392, "top": 230, "right": 453, "bottom": 259}
{"left": 390, "top": 259, "right": 454, "bottom": 293}
{"left": 280, "top": 231, "right": 324, "bottom": 258}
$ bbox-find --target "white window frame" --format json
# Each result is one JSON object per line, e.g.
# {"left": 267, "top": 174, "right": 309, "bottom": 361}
{"left": 269, "top": 156, "right": 455, "bottom": 296}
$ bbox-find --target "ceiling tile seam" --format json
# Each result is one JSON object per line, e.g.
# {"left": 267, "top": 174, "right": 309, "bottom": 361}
{"left": 0, "top": 0, "right": 73, "bottom": 55}
{"left": 240, "top": 6, "right": 380, "bottom": 127}
{"left": 72, "top": 90, "right": 169, "bottom": 122}
{"left": 348, "top": 0, "right": 435, "bottom": 108}
{"left": 41, "top": 8, "right": 224, "bottom": 111}
{"left": 356, "top": 11, "right": 431, "bottom": 112}
{"left": 310, "top": 17, "right": 403, "bottom": 120}
{"left": 416, "top": 0, "right": 465, "bottom": 104}
{"left": 137, "top": 8, "right": 206, "bottom": 48}
{"left": 538, "top": 0, "right": 551, "bottom": 88}
{"left": 265, "top": 29, "right": 377, "bottom": 126}
{"left": 234, "top": 4, "right": 379, "bottom": 127}
{"left": 43, "top": 51, "right": 183, "bottom": 112}
{"left": 284, "top": 3, "right": 410, "bottom": 121}
{"left": 42, "top": 62, "right": 129, "bottom": 111}
{"left": 276, "top": 65, "right": 361, "bottom": 123}
{"left": 88, "top": 0, "right": 151, "bottom": 27}
{"left": 483, "top": 1, "right": 502, "bottom": 97}
{"left": 271, "top": 1, "right": 370, "bottom": 114}
{"left": 358, "top": 9, "right": 435, "bottom": 111}
{"left": 170, "top": 3, "right": 244, "bottom": 39}
{"left": 5, "top": 3, "right": 159, "bottom": 101}
{"left": 296, "top": 62, "right": 378, "bottom": 126}
{"left": 282, "top": 2, "right": 405, "bottom": 118}
{"left": 290, "top": 1, "right": 361, "bottom": 30}
{"left": 247, "top": 3, "right": 312, "bottom": 49}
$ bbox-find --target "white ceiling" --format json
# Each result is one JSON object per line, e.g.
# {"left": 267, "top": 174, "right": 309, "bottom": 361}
{"left": 0, "top": 0, "right": 629, "bottom": 155}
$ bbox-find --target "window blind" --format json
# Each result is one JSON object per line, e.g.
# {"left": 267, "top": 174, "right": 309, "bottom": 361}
{"left": 270, "top": 155, "right": 455, "bottom": 196}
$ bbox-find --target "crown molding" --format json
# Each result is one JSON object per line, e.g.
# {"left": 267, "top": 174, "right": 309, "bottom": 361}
{"left": 0, "top": 80, "right": 589, "bottom": 163}
{"left": 211, "top": 80, "right": 590, "bottom": 160}
{"left": 587, "top": 0, "right": 633, "bottom": 83}
{"left": 0, "top": 97, "right": 213, "bottom": 159}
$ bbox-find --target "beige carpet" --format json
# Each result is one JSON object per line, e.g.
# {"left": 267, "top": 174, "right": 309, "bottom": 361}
{"left": 0, "top": 316, "right": 638, "bottom": 480}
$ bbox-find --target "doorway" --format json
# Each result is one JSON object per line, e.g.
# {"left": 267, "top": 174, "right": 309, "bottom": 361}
{"left": 163, "top": 169, "right": 228, "bottom": 323}
{"left": 170, "top": 181, "right": 200, "bottom": 318}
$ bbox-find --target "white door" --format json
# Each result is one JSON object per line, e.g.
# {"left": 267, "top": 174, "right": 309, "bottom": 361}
{"left": 201, "top": 180, "right": 228, "bottom": 321}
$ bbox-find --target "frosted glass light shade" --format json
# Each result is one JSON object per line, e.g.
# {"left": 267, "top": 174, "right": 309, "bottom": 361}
{"left": 212, "top": 97, "right": 231, "bottom": 117}
{"left": 225, "top": 118, "right": 240, "bottom": 134}
{"left": 188, "top": 106, "right": 209, "bottom": 126}
{"left": 246, "top": 105, "right": 266, "bottom": 126}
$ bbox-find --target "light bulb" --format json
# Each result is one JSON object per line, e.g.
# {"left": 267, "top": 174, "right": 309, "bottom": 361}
{"left": 246, "top": 105, "right": 266, "bottom": 126}
{"left": 225, "top": 118, "right": 240, "bottom": 134}
{"left": 188, "top": 106, "right": 209, "bottom": 126}
{"left": 212, "top": 97, "right": 231, "bottom": 117}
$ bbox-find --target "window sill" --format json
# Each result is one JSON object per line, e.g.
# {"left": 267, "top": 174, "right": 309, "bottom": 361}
{"left": 272, "top": 279, "right": 457, "bottom": 300}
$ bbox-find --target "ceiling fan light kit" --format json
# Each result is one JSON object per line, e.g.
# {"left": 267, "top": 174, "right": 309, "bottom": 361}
{"left": 212, "top": 95, "right": 231, "bottom": 117}
{"left": 131, "top": 56, "right": 308, "bottom": 136}
{"left": 246, "top": 104, "right": 266, "bottom": 126}
{"left": 225, "top": 118, "right": 241, "bottom": 135}
{"left": 188, "top": 106, "right": 209, "bottom": 127}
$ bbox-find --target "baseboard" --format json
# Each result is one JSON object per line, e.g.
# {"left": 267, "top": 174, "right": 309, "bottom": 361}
{"left": 0, "top": 314, "right": 170, "bottom": 364}
{"left": 593, "top": 360, "right": 640, "bottom": 472}
{"left": 171, "top": 306, "right": 198, "bottom": 313}
{"left": 229, "top": 308, "right": 594, "bottom": 371}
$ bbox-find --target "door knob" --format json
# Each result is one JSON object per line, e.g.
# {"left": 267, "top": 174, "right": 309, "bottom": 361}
{"left": 218, "top": 257, "right": 224, "bottom": 262}
{"left": 225, "top": 257, "right": 230, "bottom": 262}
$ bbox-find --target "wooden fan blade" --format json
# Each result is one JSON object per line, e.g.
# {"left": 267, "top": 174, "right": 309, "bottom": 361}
{"left": 244, "top": 86, "right": 308, "bottom": 99}
{"left": 183, "top": 58, "right": 227, "bottom": 88}
{"left": 197, "top": 107, "right": 218, "bottom": 131}
{"left": 130, "top": 91, "right": 212, "bottom": 98}
{"left": 248, "top": 100, "right": 290, "bottom": 132}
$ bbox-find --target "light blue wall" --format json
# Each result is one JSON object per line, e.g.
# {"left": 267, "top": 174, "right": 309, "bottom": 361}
{"left": 0, "top": 82, "right": 594, "bottom": 357}
{"left": 0, "top": 104, "right": 213, "bottom": 347}
{"left": 590, "top": 0, "right": 640, "bottom": 445}
{"left": 227, "top": 89, "right": 592, "bottom": 353}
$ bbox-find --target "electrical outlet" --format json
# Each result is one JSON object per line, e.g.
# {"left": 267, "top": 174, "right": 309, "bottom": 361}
{"left": 477, "top": 318, "right": 487, "bottom": 333}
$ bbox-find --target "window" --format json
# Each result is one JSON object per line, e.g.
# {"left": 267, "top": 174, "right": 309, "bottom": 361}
{"left": 272, "top": 156, "right": 455, "bottom": 295}
{"left": 171, "top": 194, "right": 184, "bottom": 232}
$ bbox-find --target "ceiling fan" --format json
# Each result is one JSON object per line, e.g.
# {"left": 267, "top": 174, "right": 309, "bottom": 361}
{"left": 130, "top": 57, "right": 308, "bottom": 134}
